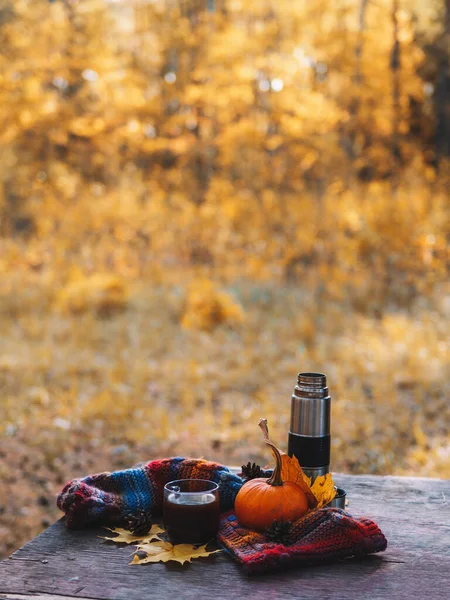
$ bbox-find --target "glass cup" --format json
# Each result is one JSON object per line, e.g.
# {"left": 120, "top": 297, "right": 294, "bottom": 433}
{"left": 163, "top": 479, "right": 220, "bottom": 544}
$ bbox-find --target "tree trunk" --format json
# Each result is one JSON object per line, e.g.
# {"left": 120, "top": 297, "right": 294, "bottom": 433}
{"left": 435, "top": 0, "right": 450, "bottom": 160}
{"left": 390, "top": 0, "right": 402, "bottom": 194}
{"left": 354, "top": 0, "right": 370, "bottom": 91}
{"left": 391, "top": 0, "right": 401, "bottom": 165}
{"left": 343, "top": 0, "right": 369, "bottom": 164}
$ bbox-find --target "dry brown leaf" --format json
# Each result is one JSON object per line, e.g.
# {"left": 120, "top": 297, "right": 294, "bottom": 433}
{"left": 101, "top": 524, "right": 164, "bottom": 544}
{"left": 131, "top": 540, "right": 221, "bottom": 565}
{"left": 311, "top": 473, "right": 337, "bottom": 508}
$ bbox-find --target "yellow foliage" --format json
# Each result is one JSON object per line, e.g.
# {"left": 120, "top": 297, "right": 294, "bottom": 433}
{"left": 102, "top": 525, "right": 164, "bottom": 545}
{"left": 69, "top": 117, "right": 106, "bottom": 138}
{"left": 181, "top": 279, "right": 244, "bottom": 331}
{"left": 402, "top": 437, "right": 450, "bottom": 479}
{"left": 131, "top": 540, "right": 221, "bottom": 565}
{"left": 310, "top": 474, "right": 338, "bottom": 509}
{"left": 57, "top": 273, "right": 128, "bottom": 316}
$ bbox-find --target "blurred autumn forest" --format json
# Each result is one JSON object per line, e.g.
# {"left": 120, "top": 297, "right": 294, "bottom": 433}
{"left": 0, "top": 0, "right": 449, "bottom": 557}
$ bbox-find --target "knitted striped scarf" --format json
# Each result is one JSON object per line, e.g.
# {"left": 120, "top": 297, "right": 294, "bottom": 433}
{"left": 57, "top": 457, "right": 242, "bottom": 529}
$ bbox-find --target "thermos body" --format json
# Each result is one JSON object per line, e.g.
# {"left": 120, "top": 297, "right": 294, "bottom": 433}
{"left": 288, "top": 372, "right": 331, "bottom": 481}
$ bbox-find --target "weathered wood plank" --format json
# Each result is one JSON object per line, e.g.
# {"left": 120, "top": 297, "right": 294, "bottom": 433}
{"left": 0, "top": 474, "right": 449, "bottom": 600}
{"left": 0, "top": 595, "right": 94, "bottom": 600}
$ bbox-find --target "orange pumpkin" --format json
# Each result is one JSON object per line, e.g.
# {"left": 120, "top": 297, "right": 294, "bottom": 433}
{"left": 235, "top": 422, "right": 309, "bottom": 532}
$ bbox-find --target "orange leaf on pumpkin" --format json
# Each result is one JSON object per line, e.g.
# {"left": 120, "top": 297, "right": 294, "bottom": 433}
{"left": 279, "top": 453, "right": 318, "bottom": 509}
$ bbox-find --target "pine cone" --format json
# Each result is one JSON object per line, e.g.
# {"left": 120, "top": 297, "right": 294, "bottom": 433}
{"left": 241, "top": 461, "right": 266, "bottom": 480}
{"left": 264, "top": 519, "right": 294, "bottom": 546}
{"left": 123, "top": 510, "right": 153, "bottom": 536}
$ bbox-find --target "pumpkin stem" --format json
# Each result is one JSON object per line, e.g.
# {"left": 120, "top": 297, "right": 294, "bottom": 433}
{"left": 258, "top": 418, "right": 270, "bottom": 441}
{"left": 258, "top": 419, "right": 284, "bottom": 487}
{"left": 265, "top": 441, "right": 284, "bottom": 486}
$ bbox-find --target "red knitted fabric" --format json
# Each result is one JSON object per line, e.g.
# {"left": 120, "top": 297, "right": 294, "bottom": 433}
{"left": 218, "top": 508, "right": 387, "bottom": 574}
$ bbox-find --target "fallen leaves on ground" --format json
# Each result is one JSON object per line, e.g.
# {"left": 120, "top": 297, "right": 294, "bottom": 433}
{"left": 131, "top": 540, "right": 221, "bottom": 565}
{"left": 101, "top": 524, "right": 164, "bottom": 544}
{"left": 57, "top": 273, "right": 129, "bottom": 316}
{"left": 181, "top": 278, "right": 245, "bottom": 331}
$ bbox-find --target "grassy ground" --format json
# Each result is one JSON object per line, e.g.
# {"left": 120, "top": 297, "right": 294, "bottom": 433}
{"left": 1, "top": 272, "right": 448, "bottom": 558}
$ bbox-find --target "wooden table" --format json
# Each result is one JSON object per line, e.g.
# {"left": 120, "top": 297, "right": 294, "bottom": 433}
{"left": 1, "top": 474, "right": 449, "bottom": 600}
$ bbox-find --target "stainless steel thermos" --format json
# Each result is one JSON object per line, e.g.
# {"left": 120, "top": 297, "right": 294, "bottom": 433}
{"left": 288, "top": 372, "right": 331, "bottom": 482}
{"left": 288, "top": 372, "right": 346, "bottom": 508}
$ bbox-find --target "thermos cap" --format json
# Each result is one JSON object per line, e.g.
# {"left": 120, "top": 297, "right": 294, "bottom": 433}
{"left": 290, "top": 372, "right": 331, "bottom": 437}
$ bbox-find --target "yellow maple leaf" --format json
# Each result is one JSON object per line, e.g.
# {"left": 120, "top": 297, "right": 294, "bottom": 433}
{"left": 131, "top": 540, "right": 221, "bottom": 565}
{"left": 311, "top": 474, "right": 337, "bottom": 508}
{"left": 101, "top": 524, "right": 164, "bottom": 544}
